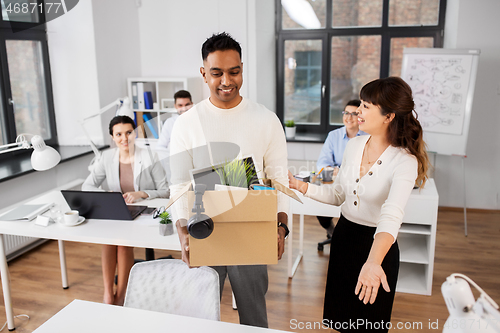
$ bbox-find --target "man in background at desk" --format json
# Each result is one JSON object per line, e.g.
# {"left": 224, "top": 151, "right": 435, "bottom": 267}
{"left": 157, "top": 90, "right": 193, "bottom": 150}
{"left": 316, "top": 99, "right": 367, "bottom": 238}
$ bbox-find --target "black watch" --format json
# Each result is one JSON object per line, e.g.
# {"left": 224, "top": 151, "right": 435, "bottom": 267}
{"left": 278, "top": 222, "right": 289, "bottom": 239}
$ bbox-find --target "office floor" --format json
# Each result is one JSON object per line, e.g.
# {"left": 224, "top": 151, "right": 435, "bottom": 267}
{"left": 0, "top": 208, "right": 498, "bottom": 332}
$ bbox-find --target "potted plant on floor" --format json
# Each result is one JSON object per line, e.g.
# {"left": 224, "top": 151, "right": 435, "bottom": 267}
{"left": 284, "top": 120, "right": 296, "bottom": 139}
{"left": 159, "top": 211, "right": 174, "bottom": 236}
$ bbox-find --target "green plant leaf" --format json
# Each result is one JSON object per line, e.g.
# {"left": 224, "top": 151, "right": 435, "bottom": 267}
{"left": 214, "top": 158, "right": 257, "bottom": 188}
{"left": 159, "top": 211, "right": 172, "bottom": 224}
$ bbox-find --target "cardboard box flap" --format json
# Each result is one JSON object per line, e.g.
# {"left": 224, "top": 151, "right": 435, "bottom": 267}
{"left": 187, "top": 190, "right": 277, "bottom": 222}
{"left": 262, "top": 179, "right": 303, "bottom": 204}
{"left": 165, "top": 182, "right": 192, "bottom": 210}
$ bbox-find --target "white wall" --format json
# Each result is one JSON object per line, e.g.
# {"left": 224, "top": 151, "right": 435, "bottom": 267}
{"left": 92, "top": 0, "right": 142, "bottom": 145}
{"left": 254, "top": 0, "right": 277, "bottom": 111}
{"left": 434, "top": 0, "right": 500, "bottom": 209}
{"left": 47, "top": 0, "right": 101, "bottom": 146}
{"left": 47, "top": 0, "right": 141, "bottom": 147}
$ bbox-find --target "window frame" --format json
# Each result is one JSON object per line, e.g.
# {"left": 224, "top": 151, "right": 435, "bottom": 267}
{"left": 276, "top": 0, "right": 447, "bottom": 138}
{"left": 0, "top": 0, "right": 58, "bottom": 153}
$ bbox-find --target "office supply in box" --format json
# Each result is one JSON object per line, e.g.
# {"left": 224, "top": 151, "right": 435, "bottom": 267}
{"left": 166, "top": 179, "right": 302, "bottom": 267}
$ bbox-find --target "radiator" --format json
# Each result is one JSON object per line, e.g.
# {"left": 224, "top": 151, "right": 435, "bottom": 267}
{"left": 4, "top": 235, "right": 46, "bottom": 262}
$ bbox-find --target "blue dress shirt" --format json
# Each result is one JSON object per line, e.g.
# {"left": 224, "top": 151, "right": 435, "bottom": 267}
{"left": 316, "top": 127, "right": 367, "bottom": 170}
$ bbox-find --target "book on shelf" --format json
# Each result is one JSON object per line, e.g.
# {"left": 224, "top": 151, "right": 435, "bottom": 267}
{"left": 132, "top": 82, "right": 139, "bottom": 109}
{"left": 137, "top": 83, "right": 145, "bottom": 110}
{"left": 144, "top": 91, "right": 154, "bottom": 110}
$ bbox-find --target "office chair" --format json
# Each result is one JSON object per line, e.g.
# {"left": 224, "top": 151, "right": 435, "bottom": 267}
{"left": 317, "top": 235, "right": 332, "bottom": 251}
{"left": 124, "top": 259, "right": 221, "bottom": 321}
{"left": 317, "top": 216, "right": 334, "bottom": 251}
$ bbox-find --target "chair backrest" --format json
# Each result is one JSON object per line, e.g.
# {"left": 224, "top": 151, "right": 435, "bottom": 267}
{"left": 124, "top": 259, "right": 220, "bottom": 321}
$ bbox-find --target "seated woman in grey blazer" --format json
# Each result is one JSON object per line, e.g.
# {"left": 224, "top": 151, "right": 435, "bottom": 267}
{"left": 82, "top": 116, "right": 168, "bottom": 306}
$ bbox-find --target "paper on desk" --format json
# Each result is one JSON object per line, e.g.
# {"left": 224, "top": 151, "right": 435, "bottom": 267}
{"left": 0, "top": 203, "right": 54, "bottom": 221}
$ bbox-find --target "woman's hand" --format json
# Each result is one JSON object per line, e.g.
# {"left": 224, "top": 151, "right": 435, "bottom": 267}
{"left": 288, "top": 170, "right": 308, "bottom": 194}
{"left": 355, "top": 261, "right": 390, "bottom": 304}
{"left": 123, "top": 191, "right": 148, "bottom": 203}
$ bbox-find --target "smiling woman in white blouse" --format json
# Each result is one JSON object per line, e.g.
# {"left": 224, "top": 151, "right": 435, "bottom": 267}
{"left": 289, "top": 77, "right": 429, "bottom": 332}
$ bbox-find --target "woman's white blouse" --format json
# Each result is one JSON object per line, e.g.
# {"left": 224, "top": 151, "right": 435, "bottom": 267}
{"left": 305, "top": 135, "right": 418, "bottom": 241}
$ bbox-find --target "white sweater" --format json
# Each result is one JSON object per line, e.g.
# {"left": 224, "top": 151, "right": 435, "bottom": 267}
{"left": 169, "top": 98, "right": 289, "bottom": 226}
{"left": 305, "top": 135, "right": 418, "bottom": 240}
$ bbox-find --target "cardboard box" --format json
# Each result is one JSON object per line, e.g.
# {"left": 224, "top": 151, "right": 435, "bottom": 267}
{"left": 167, "top": 180, "right": 301, "bottom": 267}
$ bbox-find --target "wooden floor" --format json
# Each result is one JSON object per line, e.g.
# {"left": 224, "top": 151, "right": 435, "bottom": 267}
{"left": 0, "top": 208, "right": 498, "bottom": 332}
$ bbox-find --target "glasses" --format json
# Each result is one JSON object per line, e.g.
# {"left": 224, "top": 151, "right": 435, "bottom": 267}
{"left": 153, "top": 206, "right": 166, "bottom": 219}
{"left": 342, "top": 111, "right": 359, "bottom": 117}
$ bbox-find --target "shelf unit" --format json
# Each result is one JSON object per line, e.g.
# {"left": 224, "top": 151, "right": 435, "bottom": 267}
{"left": 127, "top": 77, "right": 203, "bottom": 137}
{"left": 395, "top": 179, "right": 439, "bottom": 296}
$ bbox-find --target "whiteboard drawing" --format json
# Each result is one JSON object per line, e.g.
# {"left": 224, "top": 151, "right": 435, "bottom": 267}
{"left": 402, "top": 54, "right": 474, "bottom": 135}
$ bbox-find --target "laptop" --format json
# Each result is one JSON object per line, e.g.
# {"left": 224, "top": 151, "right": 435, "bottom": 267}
{"left": 61, "top": 190, "right": 147, "bottom": 220}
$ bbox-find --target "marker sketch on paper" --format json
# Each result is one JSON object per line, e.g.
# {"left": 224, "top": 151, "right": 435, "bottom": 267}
{"left": 402, "top": 54, "right": 473, "bottom": 135}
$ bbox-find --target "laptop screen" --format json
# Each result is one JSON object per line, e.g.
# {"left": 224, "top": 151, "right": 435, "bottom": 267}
{"left": 61, "top": 190, "right": 147, "bottom": 220}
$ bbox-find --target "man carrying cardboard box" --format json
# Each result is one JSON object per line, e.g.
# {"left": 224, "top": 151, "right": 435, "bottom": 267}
{"left": 169, "top": 32, "right": 289, "bottom": 328}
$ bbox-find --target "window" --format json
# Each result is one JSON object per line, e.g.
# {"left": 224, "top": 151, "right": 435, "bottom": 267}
{"left": 276, "top": 0, "right": 446, "bottom": 137}
{"left": 0, "top": 0, "right": 57, "bottom": 149}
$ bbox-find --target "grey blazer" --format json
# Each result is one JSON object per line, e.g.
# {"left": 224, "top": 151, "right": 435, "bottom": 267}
{"left": 82, "top": 146, "right": 169, "bottom": 199}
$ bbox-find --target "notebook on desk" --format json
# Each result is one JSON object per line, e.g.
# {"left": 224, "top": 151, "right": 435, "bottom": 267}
{"left": 61, "top": 191, "right": 147, "bottom": 220}
{"left": 0, "top": 203, "right": 54, "bottom": 221}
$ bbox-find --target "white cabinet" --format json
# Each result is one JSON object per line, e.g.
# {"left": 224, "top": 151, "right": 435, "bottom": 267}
{"left": 396, "top": 178, "right": 439, "bottom": 295}
{"left": 127, "top": 77, "right": 203, "bottom": 137}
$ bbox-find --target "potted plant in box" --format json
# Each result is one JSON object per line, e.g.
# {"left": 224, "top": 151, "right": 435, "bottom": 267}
{"left": 214, "top": 158, "right": 258, "bottom": 190}
{"left": 159, "top": 211, "right": 174, "bottom": 236}
{"left": 284, "top": 119, "right": 296, "bottom": 139}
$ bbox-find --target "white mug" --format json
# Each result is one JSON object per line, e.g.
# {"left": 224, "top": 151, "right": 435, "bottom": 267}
{"left": 63, "top": 210, "right": 80, "bottom": 225}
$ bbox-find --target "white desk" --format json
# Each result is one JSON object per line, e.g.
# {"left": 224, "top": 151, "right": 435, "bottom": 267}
{"left": 0, "top": 180, "right": 180, "bottom": 330}
{"left": 287, "top": 179, "right": 439, "bottom": 295}
{"left": 34, "top": 299, "right": 291, "bottom": 333}
{"left": 287, "top": 191, "right": 340, "bottom": 278}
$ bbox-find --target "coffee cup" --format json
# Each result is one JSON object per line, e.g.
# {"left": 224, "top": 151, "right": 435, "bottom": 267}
{"left": 63, "top": 210, "right": 80, "bottom": 225}
{"left": 322, "top": 167, "right": 335, "bottom": 182}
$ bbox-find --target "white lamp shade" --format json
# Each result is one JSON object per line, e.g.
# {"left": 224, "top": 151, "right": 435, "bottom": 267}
{"left": 442, "top": 275, "right": 500, "bottom": 333}
{"left": 116, "top": 97, "right": 135, "bottom": 119}
{"left": 30, "top": 135, "right": 61, "bottom": 171}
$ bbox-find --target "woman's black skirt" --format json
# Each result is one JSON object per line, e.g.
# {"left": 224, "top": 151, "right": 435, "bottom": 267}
{"left": 323, "top": 215, "right": 399, "bottom": 333}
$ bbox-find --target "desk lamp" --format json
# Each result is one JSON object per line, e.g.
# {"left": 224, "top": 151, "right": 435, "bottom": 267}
{"left": 0, "top": 134, "right": 61, "bottom": 170}
{"left": 80, "top": 97, "right": 134, "bottom": 159}
{"left": 442, "top": 273, "right": 500, "bottom": 333}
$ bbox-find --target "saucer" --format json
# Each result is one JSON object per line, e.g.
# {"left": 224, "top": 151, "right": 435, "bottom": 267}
{"left": 62, "top": 216, "right": 85, "bottom": 227}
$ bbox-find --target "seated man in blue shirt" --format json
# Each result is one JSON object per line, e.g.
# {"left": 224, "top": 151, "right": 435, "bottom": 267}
{"left": 316, "top": 99, "right": 367, "bottom": 237}
{"left": 157, "top": 90, "right": 193, "bottom": 150}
